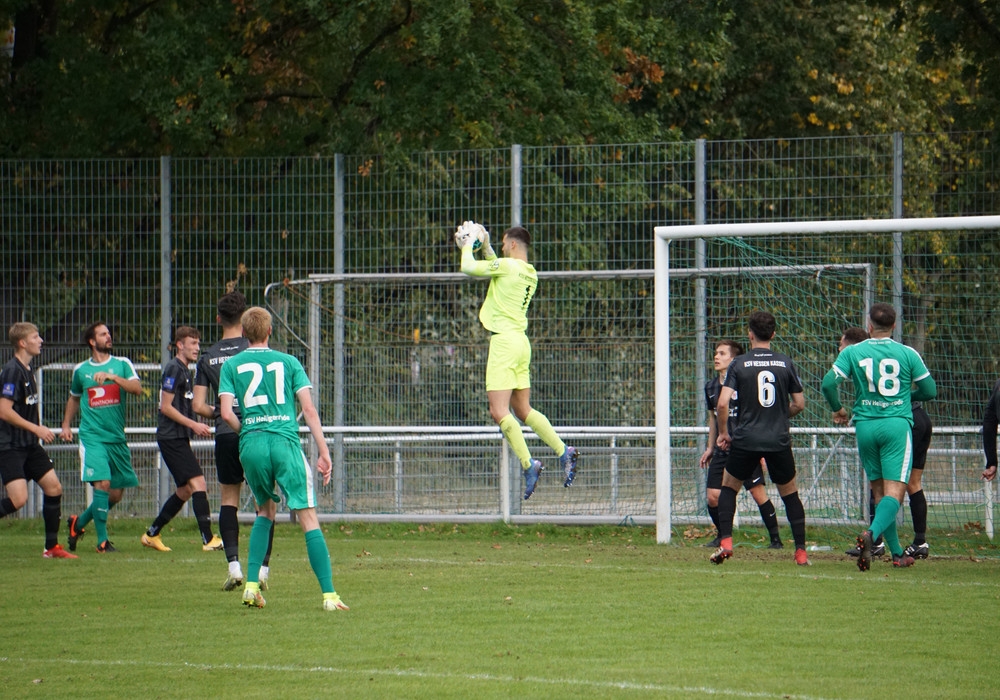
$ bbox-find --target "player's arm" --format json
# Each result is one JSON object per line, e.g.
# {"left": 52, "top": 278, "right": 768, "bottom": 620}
{"left": 700, "top": 410, "right": 717, "bottom": 468}
{"left": 715, "top": 386, "right": 734, "bottom": 450}
{"left": 788, "top": 391, "right": 805, "bottom": 418}
{"left": 983, "top": 384, "right": 1000, "bottom": 480}
{"left": 219, "top": 393, "right": 241, "bottom": 433}
{"left": 0, "top": 397, "right": 55, "bottom": 443}
{"left": 191, "top": 385, "right": 214, "bottom": 420}
{"left": 159, "top": 389, "right": 212, "bottom": 437}
{"left": 821, "top": 368, "right": 850, "bottom": 424}
{"left": 60, "top": 394, "right": 80, "bottom": 441}
{"left": 297, "top": 386, "right": 332, "bottom": 485}
{"left": 911, "top": 374, "right": 936, "bottom": 402}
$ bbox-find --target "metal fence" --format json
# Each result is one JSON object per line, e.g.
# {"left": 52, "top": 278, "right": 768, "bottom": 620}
{"left": 1, "top": 133, "right": 998, "bottom": 537}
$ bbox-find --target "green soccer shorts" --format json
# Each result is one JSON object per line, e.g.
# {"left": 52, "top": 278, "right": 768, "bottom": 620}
{"left": 80, "top": 440, "right": 139, "bottom": 489}
{"left": 239, "top": 431, "right": 318, "bottom": 510}
{"left": 854, "top": 416, "right": 913, "bottom": 484}
{"left": 485, "top": 331, "right": 532, "bottom": 392}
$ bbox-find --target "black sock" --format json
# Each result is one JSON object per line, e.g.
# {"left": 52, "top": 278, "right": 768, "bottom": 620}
{"left": 758, "top": 499, "right": 781, "bottom": 541}
{"left": 707, "top": 504, "right": 720, "bottom": 532}
{"left": 781, "top": 491, "right": 806, "bottom": 549}
{"left": 909, "top": 490, "right": 927, "bottom": 545}
{"left": 716, "top": 487, "right": 738, "bottom": 540}
{"left": 148, "top": 494, "right": 185, "bottom": 536}
{"left": 42, "top": 494, "right": 61, "bottom": 550}
{"left": 220, "top": 505, "right": 239, "bottom": 562}
{"left": 191, "top": 491, "right": 214, "bottom": 543}
{"left": 0, "top": 496, "right": 17, "bottom": 518}
{"left": 263, "top": 517, "right": 275, "bottom": 566}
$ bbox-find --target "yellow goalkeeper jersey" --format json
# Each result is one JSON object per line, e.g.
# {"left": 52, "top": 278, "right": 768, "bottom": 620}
{"left": 461, "top": 247, "right": 538, "bottom": 334}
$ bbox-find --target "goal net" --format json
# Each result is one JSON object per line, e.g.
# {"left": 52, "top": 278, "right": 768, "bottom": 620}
{"left": 654, "top": 216, "right": 1000, "bottom": 545}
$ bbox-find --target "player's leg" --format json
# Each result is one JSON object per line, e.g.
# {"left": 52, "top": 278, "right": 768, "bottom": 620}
{"left": 711, "top": 447, "right": 756, "bottom": 563}
{"left": 143, "top": 440, "right": 188, "bottom": 551}
{"left": 30, "top": 447, "right": 71, "bottom": 555}
{"left": 905, "top": 406, "right": 932, "bottom": 558}
{"left": 239, "top": 433, "right": 281, "bottom": 607}
{"left": 216, "top": 433, "right": 246, "bottom": 587}
{"left": 704, "top": 450, "right": 725, "bottom": 546}
{"left": 767, "top": 449, "right": 807, "bottom": 563}
{"left": 0, "top": 474, "right": 28, "bottom": 515}
{"left": 745, "top": 462, "right": 782, "bottom": 547}
{"left": 866, "top": 419, "right": 912, "bottom": 555}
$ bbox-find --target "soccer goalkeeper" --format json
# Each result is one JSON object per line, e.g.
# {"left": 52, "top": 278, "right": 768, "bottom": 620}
{"left": 456, "top": 222, "right": 578, "bottom": 499}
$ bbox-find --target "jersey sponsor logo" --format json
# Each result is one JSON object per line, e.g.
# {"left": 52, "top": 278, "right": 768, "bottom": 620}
{"left": 88, "top": 383, "right": 122, "bottom": 408}
{"left": 163, "top": 376, "right": 176, "bottom": 391}
{"left": 1, "top": 382, "right": 14, "bottom": 398}
{"left": 489, "top": 259, "right": 500, "bottom": 271}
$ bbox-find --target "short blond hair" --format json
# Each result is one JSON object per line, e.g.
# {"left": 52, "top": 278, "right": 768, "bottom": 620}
{"left": 9, "top": 322, "right": 39, "bottom": 349}
{"left": 241, "top": 307, "right": 272, "bottom": 344}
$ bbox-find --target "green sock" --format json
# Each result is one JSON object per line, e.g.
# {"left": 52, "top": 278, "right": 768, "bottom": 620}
{"left": 247, "top": 516, "right": 273, "bottom": 583}
{"left": 524, "top": 409, "right": 566, "bottom": 457}
{"left": 92, "top": 489, "right": 110, "bottom": 544}
{"left": 77, "top": 500, "right": 94, "bottom": 530}
{"left": 305, "top": 528, "right": 334, "bottom": 594}
{"left": 881, "top": 520, "right": 902, "bottom": 557}
{"left": 499, "top": 414, "right": 532, "bottom": 469}
{"left": 870, "top": 495, "right": 900, "bottom": 543}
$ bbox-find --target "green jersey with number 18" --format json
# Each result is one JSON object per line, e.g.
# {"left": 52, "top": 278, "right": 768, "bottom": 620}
{"left": 831, "top": 338, "right": 930, "bottom": 423}
{"left": 217, "top": 347, "right": 312, "bottom": 441}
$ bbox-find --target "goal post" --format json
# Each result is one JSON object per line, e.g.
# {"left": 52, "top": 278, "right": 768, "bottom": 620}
{"left": 653, "top": 215, "right": 1000, "bottom": 544}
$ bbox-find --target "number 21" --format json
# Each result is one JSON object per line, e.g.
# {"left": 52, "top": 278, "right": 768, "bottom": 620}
{"left": 237, "top": 361, "right": 286, "bottom": 407}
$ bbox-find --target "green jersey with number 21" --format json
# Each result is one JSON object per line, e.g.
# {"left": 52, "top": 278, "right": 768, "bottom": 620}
{"left": 217, "top": 347, "right": 312, "bottom": 441}
{"left": 831, "top": 338, "right": 930, "bottom": 423}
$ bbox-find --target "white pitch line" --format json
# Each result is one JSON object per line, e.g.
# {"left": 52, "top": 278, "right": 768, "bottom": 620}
{"left": 0, "top": 656, "right": 844, "bottom": 700}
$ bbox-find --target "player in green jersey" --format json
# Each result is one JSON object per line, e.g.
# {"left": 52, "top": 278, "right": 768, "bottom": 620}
{"left": 457, "top": 223, "right": 578, "bottom": 500}
{"left": 218, "top": 307, "right": 347, "bottom": 612}
{"left": 60, "top": 322, "right": 143, "bottom": 553}
{"left": 821, "top": 304, "right": 936, "bottom": 571}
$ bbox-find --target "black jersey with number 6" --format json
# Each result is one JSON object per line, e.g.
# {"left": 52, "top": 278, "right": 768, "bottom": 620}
{"left": 722, "top": 348, "right": 803, "bottom": 451}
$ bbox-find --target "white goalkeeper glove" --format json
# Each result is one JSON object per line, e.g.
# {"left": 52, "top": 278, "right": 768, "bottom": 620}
{"left": 453, "top": 221, "right": 476, "bottom": 249}
{"left": 473, "top": 223, "right": 496, "bottom": 258}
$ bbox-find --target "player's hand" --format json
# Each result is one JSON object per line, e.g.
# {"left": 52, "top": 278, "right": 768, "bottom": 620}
{"left": 453, "top": 221, "right": 475, "bottom": 249}
{"left": 832, "top": 408, "right": 850, "bottom": 425}
{"left": 473, "top": 223, "right": 493, "bottom": 255}
{"left": 36, "top": 426, "right": 55, "bottom": 444}
{"left": 60, "top": 425, "right": 74, "bottom": 442}
{"left": 192, "top": 422, "right": 212, "bottom": 438}
{"left": 983, "top": 465, "right": 997, "bottom": 482}
{"left": 317, "top": 454, "right": 332, "bottom": 485}
{"left": 716, "top": 432, "right": 731, "bottom": 451}
{"left": 698, "top": 448, "right": 712, "bottom": 469}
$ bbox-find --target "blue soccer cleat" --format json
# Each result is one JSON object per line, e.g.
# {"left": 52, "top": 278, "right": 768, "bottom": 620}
{"left": 560, "top": 446, "right": 578, "bottom": 487}
{"left": 523, "top": 460, "right": 543, "bottom": 500}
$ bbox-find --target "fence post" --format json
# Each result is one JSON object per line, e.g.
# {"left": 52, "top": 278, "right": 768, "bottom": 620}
{"left": 333, "top": 154, "right": 346, "bottom": 512}
{"left": 158, "top": 155, "right": 173, "bottom": 507}
{"left": 511, "top": 144, "right": 522, "bottom": 227}
{"left": 892, "top": 132, "right": 904, "bottom": 339}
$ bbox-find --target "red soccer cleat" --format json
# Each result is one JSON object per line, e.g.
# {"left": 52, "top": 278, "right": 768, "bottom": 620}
{"left": 43, "top": 543, "right": 79, "bottom": 559}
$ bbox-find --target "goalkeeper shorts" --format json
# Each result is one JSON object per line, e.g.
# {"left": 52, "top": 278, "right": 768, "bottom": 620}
{"left": 485, "top": 331, "right": 531, "bottom": 392}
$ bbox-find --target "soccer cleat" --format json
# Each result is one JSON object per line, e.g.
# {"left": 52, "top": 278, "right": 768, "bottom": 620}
{"left": 42, "top": 544, "right": 78, "bottom": 559}
{"left": 141, "top": 533, "right": 172, "bottom": 552}
{"left": 259, "top": 577, "right": 269, "bottom": 592}
{"left": 768, "top": 539, "right": 784, "bottom": 550}
{"left": 904, "top": 542, "right": 929, "bottom": 559}
{"left": 560, "top": 446, "right": 578, "bottom": 487}
{"left": 794, "top": 548, "right": 811, "bottom": 566}
{"left": 845, "top": 546, "right": 861, "bottom": 557}
{"left": 322, "top": 592, "right": 350, "bottom": 611}
{"left": 703, "top": 536, "right": 722, "bottom": 548}
{"left": 856, "top": 530, "right": 874, "bottom": 572}
{"left": 523, "top": 460, "right": 543, "bottom": 500}
{"left": 872, "top": 542, "right": 886, "bottom": 558}
{"left": 242, "top": 584, "right": 266, "bottom": 608}
{"left": 66, "top": 515, "right": 85, "bottom": 552}
{"left": 709, "top": 546, "right": 733, "bottom": 565}
{"left": 892, "top": 553, "right": 916, "bottom": 568}
{"left": 96, "top": 540, "right": 117, "bottom": 553}
{"left": 222, "top": 574, "right": 244, "bottom": 591}
{"left": 202, "top": 535, "right": 224, "bottom": 551}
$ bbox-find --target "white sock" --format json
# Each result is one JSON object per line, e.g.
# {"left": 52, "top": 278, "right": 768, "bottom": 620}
{"left": 259, "top": 565, "right": 270, "bottom": 581}
{"left": 229, "top": 560, "right": 243, "bottom": 577}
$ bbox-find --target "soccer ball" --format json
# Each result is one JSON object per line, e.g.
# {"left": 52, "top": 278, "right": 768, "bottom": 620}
{"left": 454, "top": 221, "right": 484, "bottom": 251}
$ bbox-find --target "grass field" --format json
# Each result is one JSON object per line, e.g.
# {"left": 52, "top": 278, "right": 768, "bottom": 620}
{"left": 3, "top": 517, "right": 998, "bottom": 699}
